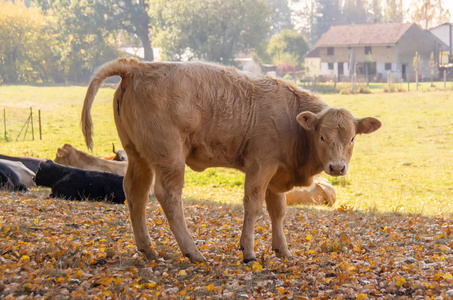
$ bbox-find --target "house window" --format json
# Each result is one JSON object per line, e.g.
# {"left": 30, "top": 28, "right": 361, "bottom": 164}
{"left": 327, "top": 47, "right": 334, "bottom": 55}
{"left": 365, "top": 46, "right": 372, "bottom": 55}
{"left": 328, "top": 63, "right": 334, "bottom": 70}
{"left": 385, "top": 63, "right": 392, "bottom": 71}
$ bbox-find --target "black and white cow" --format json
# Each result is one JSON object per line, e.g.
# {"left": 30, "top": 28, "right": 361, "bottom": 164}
{"left": 0, "top": 162, "right": 27, "bottom": 192}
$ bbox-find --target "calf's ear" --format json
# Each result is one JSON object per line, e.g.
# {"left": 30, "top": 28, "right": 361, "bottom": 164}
{"left": 356, "top": 117, "right": 382, "bottom": 134}
{"left": 297, "top": 111, "right": 318, "bottom": 131}
{"left": 56, "top": 147, "right": 68, "bottom": 157}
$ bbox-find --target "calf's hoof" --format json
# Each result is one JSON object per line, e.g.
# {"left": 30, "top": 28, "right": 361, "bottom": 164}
{"left": 274, "top": 248, "right": 292, "bottom": 259}
{"left": 140, "top": 247, "right": 159, "bottom": 261}
{"left": 185, "top": 251, "right": 206, "bottom": 263}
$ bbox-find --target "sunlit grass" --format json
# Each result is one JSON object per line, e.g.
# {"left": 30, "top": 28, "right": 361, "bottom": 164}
{"left": 1, "top": 85, "right": 452, "bottom": 216}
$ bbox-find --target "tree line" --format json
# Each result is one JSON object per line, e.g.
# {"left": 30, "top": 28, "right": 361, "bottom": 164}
{"left": 0, "top": 0, "right": 450, "bottom": 84}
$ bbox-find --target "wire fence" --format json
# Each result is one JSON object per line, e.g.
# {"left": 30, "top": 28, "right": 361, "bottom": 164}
{"left": 0, "top": 107, "right": 42, "bottom": 142}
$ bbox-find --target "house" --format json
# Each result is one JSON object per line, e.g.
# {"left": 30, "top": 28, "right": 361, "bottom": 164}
{"left": 304, "top": 48, "right": 321, "bottom": 78}
{"left": 429, "top": 23, "right": 453, "bottom": 65}
{"left": 307, "top": 23, "right": 448, "bottom": 81}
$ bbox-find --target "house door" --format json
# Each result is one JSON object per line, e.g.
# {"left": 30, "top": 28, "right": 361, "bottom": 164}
{"left": 402, "top": 64, "right": 406, "bottom": 81}
{"left": 338, "top": 62, "right": 344, "bottom": 79}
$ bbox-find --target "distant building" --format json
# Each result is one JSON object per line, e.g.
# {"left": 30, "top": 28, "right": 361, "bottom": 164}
{"left": 307, "top": 23, "right": 448, "bottom": 81}
{"left": 429, "top": 23, "right": 453, "bottom": 65}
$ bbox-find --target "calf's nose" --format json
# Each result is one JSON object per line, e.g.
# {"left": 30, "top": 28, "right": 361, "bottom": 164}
{"left": 328, "top": 162, "right": 346, "bottom": 176}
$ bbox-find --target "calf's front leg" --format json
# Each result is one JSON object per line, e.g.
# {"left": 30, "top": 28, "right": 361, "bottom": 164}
{"left": 240, "top": 165, "right": 277, "bottom": 263}
{"left": 265, "top": 190, "right": 291, "bottom": 258}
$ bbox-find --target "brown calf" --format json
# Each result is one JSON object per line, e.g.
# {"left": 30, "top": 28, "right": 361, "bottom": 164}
{"left": 286, "top": 177, "right": 336, "bottom": 206}
{"left": 81, "top": 58, "right": 381, "bottom": 263}
{"left": 54, "top": 143, "right": 127, "bottom": 176}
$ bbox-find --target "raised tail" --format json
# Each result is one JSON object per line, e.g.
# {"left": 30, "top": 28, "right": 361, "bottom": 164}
{"left": 81, "top": 58, "right": 141, "bottom": 150}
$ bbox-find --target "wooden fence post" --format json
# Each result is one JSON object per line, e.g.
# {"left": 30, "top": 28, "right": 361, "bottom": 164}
{"left": 444, "top": 70, "right": 447, "bottom": 89}
{"left": 3, "top": 109, "right": 6, "bottom": 141}
{"left": 30, "top": 107, "right": 34, "bottom": 141}
{"left": 39, "top": 109, "right": 42, "bottom": 140}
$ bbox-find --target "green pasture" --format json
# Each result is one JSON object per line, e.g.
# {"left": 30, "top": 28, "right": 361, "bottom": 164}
{"left": 0, "top": 85, "right": 452, "bottom": 215}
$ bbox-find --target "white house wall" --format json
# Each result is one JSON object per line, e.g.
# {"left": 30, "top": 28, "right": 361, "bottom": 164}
{"left": 320, "top": 62, "right": 350, "bottom": 78}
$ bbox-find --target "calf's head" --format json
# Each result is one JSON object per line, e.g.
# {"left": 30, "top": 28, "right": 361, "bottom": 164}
{"left": 54, "top": 144, "right": 73, "bottom": 165}
{"left": 297, "top": 108, "right": 381, "bottom": 177}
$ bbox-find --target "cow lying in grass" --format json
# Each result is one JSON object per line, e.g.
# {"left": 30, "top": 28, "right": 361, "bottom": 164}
{"left": 34, "top": 160, "right": 125, "bottom": 203}
{"left": 0, "top": 154, "right": 45, "bottom": 173}
{"left": 0, "top": 162, "right": 27, "bottom": 192}
{"left": 82, "top": 58, "right": 381, "bottom": 263}
{"left": 0, "top": 159, "right": 35, "bottom": 188}
{"left": 286, "top": 177, "right": 336, "bottom": 206}
{"left": 103, "top": 144, "right": 128, "bottom": 161}
{"left": 54, "top": 143, "right": 127, "bottom": 176}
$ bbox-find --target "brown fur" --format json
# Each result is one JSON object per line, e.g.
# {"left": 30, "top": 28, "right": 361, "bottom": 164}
{"left": 81, "top": 58, "right": 381, "bottom": 263}
{"left": 286, "top": 177, "right": 336, "bottom": 206}
{"left": 54, "top": 144, "right": 127, "bottom": 176}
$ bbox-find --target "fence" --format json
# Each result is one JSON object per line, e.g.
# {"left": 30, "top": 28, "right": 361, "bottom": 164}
{"left": 1, "top": 107, "right": 42, "bottom": 142}
{"left": 288, "top": 69, "right": 452, "bottom": 94}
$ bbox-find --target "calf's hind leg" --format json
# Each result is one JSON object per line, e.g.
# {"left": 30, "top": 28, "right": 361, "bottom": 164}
{"left": 123, "top": 151, "right": 158, "bottom": 261}
{"left": 154, "top": 161, "right": 206, "bottom": 263}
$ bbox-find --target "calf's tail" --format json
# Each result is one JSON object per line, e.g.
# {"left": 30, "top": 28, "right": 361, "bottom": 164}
{"left": 81, "top": 58, "right": 140, "bottom": 150}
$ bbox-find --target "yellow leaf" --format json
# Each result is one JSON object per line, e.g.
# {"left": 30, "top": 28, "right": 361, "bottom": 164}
{"left": 89, "top": 259, "right": 97, "bottom": 265}
{"left": 115, "top": 277, "right": 123, "bottom": 284}
{"left": 178, "top": 270, "right": 187, "bottom": 276}
{"left": 57, "top": 277, "right": 65, "bottom": 283}
{"left": 306, "top": 235, "right": 313, "bottom": 241}
{"left": 252, "top": 262, "right": 263, "bottom": 272}
{"left": 308, "top": 250, "right": 315, "bottom": 254}
{"left": 277, "top": 287, "right": 285, "bottom": 295}
{"left": 34, "top": 219, "right": 39, "bottom": 225}
{"left": 206, "top": 284, "right": 215, "bottom": 292}
{"left": 140, "top": 282, "right": 157, "bottom": 289}
{"left": 20, "top": 255, "right": 30, "bottom": 260}
{"left": 103, "top": 291, "right": 111, "bottom": 296}
{"left": 356, "top": 294, "right": 368, "bottom": 300}
{"left": 396, "top": 277, "right": 406, "bottom": 287}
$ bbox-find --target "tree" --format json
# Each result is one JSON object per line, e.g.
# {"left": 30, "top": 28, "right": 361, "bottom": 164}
{"left": 267, "top": 0, "right": 293, "bottom": 35}
{"left": 267, "top": 29, "right": 309, "bottom": 66}
{"left": 384, "top": 0, "right": 404, "bottom": 23}
{"left": 343, "top": 0, "right": 368, "bottom": 25}
{"left": 409, "top": 0, "right": 451, "bottom": 29}
{"left": 0, "top": 1, "right": 54, "bottom": 83}
{"left": 290, "top": 0, "right": 318, "bottom": 45}
{"left": 367, "top": 0, "right": 384, "bottom": 23}
{"left": 313, "top": 0, "right": 343, "bottom": 43}
{"left": 413, "top": 51, "right": 422, "bottom": 90}
{"left": 428, "top": 51, "right": 437, "bottom": 86}
{"left": 151, "top": 0, "right": 271, "bottom": 64}
{"left": 104, "top": 0, "right": 154, "bottom": 61}
{"left": 45, "top": 0, "right": 121, "bottom": 83}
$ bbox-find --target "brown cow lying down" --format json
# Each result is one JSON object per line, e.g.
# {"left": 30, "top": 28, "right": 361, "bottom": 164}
{"left": 286, "top": 177, "right": 336, "bottom": 206}
{"left": 54, "top": 143, "right": 127, "bottom": 176}
{"left": 81, "top": 58, "right": 381, "bottom": 263}
{"left": 103, "top": 144, "right": 128, "bottom": 161}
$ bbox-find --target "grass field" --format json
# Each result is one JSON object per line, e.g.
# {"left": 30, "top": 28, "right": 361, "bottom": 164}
{"left": 1, "top": 85, "right": 453, "bottom": 298}
{"left": 1, "top": 84, "right": 452, "bottom": 215}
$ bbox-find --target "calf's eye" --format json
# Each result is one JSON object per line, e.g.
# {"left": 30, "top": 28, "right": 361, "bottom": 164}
{"left": 350, "top": 136, "right": 355, "bottom": 144}
{"left": 320, "top": 136, "right": 325, "bottom": 142}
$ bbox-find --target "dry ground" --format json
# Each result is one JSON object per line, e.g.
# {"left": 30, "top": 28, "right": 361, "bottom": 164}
{"left": 1, "top": 188, "right": 452, "bottom": 299}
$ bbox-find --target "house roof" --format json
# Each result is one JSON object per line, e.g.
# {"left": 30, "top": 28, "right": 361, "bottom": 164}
{"left": 316, "top": 23, "right": 414, "bottom": 47}
{"left": 305, "top": 48, "right": 320, "bottom": 58}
